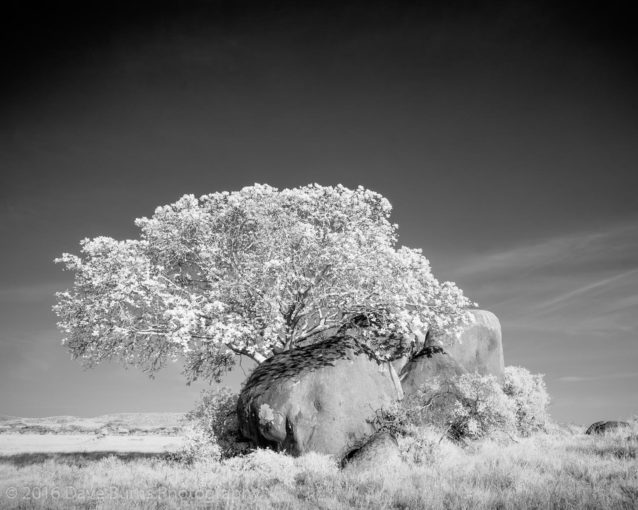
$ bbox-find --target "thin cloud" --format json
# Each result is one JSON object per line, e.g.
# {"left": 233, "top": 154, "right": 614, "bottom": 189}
{"left": 598, "top": 294, "right": 638, "bottom": 315}
{"left": 443, "top": 218, "right": 638, "bottom": 343}
{"left": 455, "top": 220, "right": 638, "bottom": 279}
{"left": 531, "top": 268, "right": 638, "bottom": 316}
{"left": 558, "top": 372, "right": 638, "bottom": 383}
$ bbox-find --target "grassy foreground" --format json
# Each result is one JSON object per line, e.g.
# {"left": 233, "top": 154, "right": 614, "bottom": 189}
{"left": 0, "top": 426, "right": 636, "bottom": 509}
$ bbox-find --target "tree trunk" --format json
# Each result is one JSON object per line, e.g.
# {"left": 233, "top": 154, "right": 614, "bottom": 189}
{"left": 387, "top": 362, "right": 404, "bottom": 400}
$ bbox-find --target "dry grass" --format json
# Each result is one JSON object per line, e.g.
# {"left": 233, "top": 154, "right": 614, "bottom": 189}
{"left": 0, "top": 434, "right": 185, "bottom": 455}
{"left": 0, "top": 424, "right": 636, "bottom": 509}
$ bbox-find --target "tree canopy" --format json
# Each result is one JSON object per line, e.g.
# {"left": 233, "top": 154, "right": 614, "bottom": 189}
{"left": 54, "top": 184, "right": 472, "bottom": 382}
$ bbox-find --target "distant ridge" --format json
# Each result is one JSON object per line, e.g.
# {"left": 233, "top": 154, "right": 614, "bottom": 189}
{"left": 0, "top": 413, "right": 186, "bottom": 435}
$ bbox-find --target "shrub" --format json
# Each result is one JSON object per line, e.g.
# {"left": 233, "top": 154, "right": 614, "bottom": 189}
{"left": 396, "top": 425, "right": 443, "bottom": 465}
{"left": 502, "top": 366, "right": 550, "bottom": 436}
{"left": 444, "top": 373, "right": 517, "bottom": 440}
{"left": 183, "top": 387, "right": 251, "bottom": 460}
{"left": 170, "top": 422, "right": 223, "bottom": 465}
{"left": 294, "top": 451, "right": 339, "bottom": 476}
{"left": 224, "top": 448, "right": 297, "bottom": 486}
{"left": 369, "top": 401, "right": 411, "bottom": 437}
{"left": 394, "top": 373, "right": 516, "bottom": 442}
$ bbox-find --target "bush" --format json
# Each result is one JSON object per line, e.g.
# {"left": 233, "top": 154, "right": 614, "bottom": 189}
{"left": 294, "top": 451, "right": 339, "bottom": 477}
{"left": 183, "top": 387, "right": 251, "bottom": 460}
{"left": 225, "top": 448, "right": 297, "bottom": 484}
{"left": 392, "top": 373, "right": 516, "bottom": 442}
{"left": 502, "top": 366, "right": 550, "bottom": 436}
{"left": 396, "top": 425, "right": 443, "bottom": 465}
{"left": 170, "top": 422, "right": 223, "bottom": 465}
{"left": 444, "top": 373, "right": 517, "bottom": 440}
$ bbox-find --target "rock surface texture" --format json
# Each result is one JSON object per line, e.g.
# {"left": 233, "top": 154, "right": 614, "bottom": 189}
{"left": 342, "top": 431, "right": 402, "bottom": 471}
{"left": 431, "top": 309, "right": 505, "bottom": 380}
{"left": 400, "top": 345, "right": 466, "bottom": 396}
{"left": 585, "top": 420, "right": 630, "bottom": 435}
{"left": 237, "top": 336, "right": 401, "bottom": 459}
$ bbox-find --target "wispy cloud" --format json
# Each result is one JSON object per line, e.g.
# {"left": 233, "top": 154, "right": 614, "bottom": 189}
{"left": 558, "top": 372, "right": 638, "bottom": 383}
{"left": 531, "top": 267, "right": 638, "bottom": 316}
{"left": 447, "top": 220, "right": 638, "bottom": 333}
{"left": 455, "top": 220, "right": 638, "bottom": 280}
{"left": 455, "top": 221, "right": 638, "bottom": 313}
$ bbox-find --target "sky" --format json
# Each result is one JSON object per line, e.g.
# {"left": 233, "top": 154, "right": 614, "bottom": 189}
{"left": 1, "top": 0, "right": 636, "bottom": 424}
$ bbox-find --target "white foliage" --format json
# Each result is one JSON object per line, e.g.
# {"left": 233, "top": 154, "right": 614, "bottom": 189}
{"left": 447, "top": 373, "right": 516, "bottom": 439}
{"left": 503, "top": 366, "right": 550, "bottom": 435}
{"left": 54, "top": 184, "right": 472, "bottom": 380}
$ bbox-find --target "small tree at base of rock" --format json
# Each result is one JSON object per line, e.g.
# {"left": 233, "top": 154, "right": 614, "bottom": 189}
{"left": 380, "top": 367, "right": 550, "bottom": 445}
{"left": 502, "top": 366, "right": 550, "bottom": 436}
{"left": 172, "top": 422, "right": 223, "bottom": 465}
{"left": 445, "top": 373, "right": 516, "bottom": 440}
{"left": 388, "top": 373, "right": 516, "bottom": 442}
{"left": 183, "top": 387, "right": 250, "bottom": 459}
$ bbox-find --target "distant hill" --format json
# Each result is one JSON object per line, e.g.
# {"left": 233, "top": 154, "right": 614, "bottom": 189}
{"left": 0, "top": 413, "right": 186, "bottom": 435}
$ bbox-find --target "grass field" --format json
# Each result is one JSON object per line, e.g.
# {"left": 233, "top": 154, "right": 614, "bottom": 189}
{"left": 0, "top": 423, "right": 636, "bottom": 509}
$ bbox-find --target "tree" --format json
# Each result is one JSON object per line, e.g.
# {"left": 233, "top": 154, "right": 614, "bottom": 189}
{"left": 502, "top": 366, "right": 550, "bottom": 435}
{"left": 54, "top": 184, "right": 472, "bottom": 383}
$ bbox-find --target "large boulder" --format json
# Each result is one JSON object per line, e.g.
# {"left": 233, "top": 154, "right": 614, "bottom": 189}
{"left": 430, "top": 309, "right": 504, "bottom": 380}
{"left": 237, "top": 335, "right": 402, "bottom": 459}
{"left": 585, "top": 420, "right": 630, "bottom": 435}
{"left": 400, "top": 345, "right": 466, "bottom": 396}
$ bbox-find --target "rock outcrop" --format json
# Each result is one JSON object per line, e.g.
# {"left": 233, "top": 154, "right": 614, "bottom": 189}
{"left": 237, "top": 309, "right": 507, "bottom": 459}
{"left": 341, "top": 431, "right": 403, "bottom": 471}
{"left": 237, "top": 335, "right": 401, "bottom": 459}
{"left": 430, "top": 309, "right": 504, "bottom": 380}
{"left": 400, "top": 345, "right": 466, "bottom": 396}
{"left": 585, "top": 420, "right": 630, "bottom": 435}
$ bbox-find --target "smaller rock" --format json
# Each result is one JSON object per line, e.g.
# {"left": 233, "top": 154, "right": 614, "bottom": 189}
{"left": 400, "top": 346, "right": 466, "bottom": 396}
{"left": 342, "top": 431, "right": 403, "bottom": 471}
{"left": 431, "top": 309, "right": 505, "bottom": 380}
{"left": 585, "top": 421, "right": 631, "bottom": 435}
